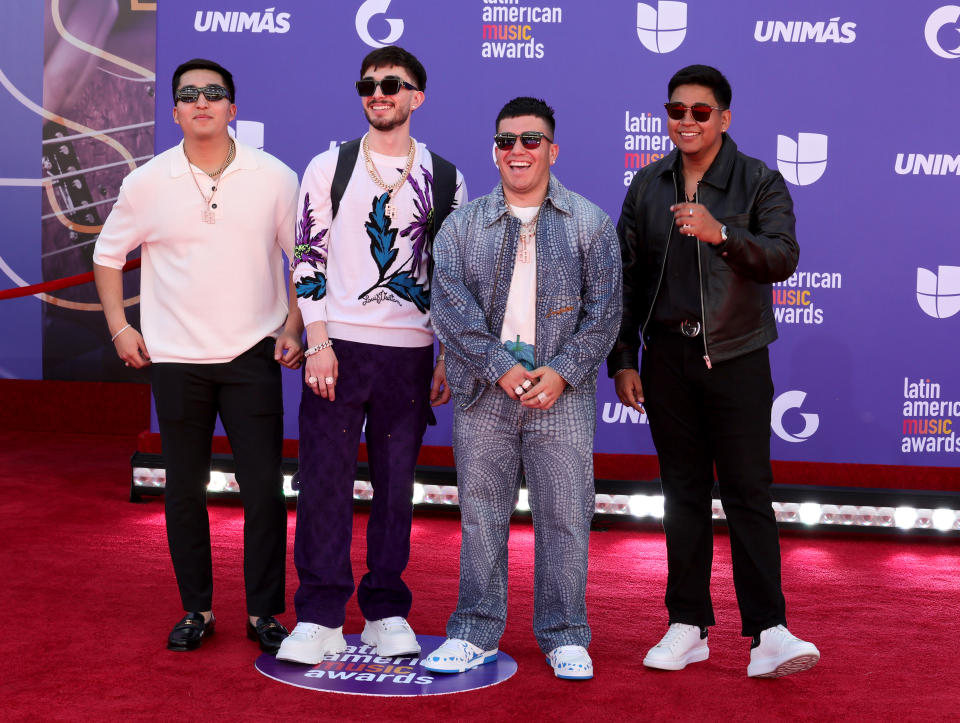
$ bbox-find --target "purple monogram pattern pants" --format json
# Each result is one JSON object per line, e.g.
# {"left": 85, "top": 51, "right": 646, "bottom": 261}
{"left": 293, "top": 339, "right": 434, "bottom": 628}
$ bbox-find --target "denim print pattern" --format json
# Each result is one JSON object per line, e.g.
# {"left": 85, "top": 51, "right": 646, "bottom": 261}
{"left": 432, "top": 175, "right": 622, "bottom": 408}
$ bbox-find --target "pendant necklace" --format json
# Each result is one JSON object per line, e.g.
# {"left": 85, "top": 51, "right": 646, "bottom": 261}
{"left": 184, "top": 138, "right": 235, "bottom": 224}
{"left": 516, "top": 209, "right": 539, "bottom": 264}
{"left": 362, "top": 134, "right": 416, "bottom": 219}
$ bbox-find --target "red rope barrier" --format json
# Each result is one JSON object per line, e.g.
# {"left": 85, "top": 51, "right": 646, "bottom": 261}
{"left": 0, "top": 258, "right": 141, "bottom": 301}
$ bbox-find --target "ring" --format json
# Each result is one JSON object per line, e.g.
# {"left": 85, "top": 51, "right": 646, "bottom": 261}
{"left": 308, "top": 376, "right": 318, "bottom": 384}
{"left": 515, "top": 385, "right": 525, "bottom": 395}
{"left": 324, "top": 376, "right": 335, "bottom": 385}
{"left": 522, "top": 379, "right": 533, "bottom": 390}
{"left": 124, "top": 362, "right": 130, "bottom": 367}
{"left": 537, "top": 392, "right": 547, "bottom": 402}
{"left": 689, "top": 207, "right": 694, "bottom": 216}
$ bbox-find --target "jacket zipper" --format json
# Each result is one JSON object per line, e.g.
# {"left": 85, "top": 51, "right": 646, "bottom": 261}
{"left": 695, "top": 182, "right": 712, "bottom": 369}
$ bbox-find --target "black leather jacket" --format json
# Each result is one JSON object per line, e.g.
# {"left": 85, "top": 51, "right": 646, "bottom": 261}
{"left": 608, "top": 134, "right": 799, "bottom": 372}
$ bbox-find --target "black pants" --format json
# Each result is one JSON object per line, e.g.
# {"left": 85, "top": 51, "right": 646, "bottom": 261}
{"left": 152, "top": 337, "right": 286, "bottom": 616}
{"left": 641, "top": 333, "right": 786, "bottom": 637}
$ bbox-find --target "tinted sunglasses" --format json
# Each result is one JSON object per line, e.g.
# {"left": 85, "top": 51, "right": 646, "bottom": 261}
{"left": 355, "top": 77, "right": 419, "bottom": 96}
{"left": 175, "top": 85, "right": 231, "bottom": 103}
{"left": 493, "top": 131, "right": 552, "bottom": 150}
{"left": 664, "top": 102, "right": 725, "bottom": 122}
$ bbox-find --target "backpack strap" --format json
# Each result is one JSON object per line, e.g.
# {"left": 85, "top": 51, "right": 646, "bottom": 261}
{"left": 330, "top": 138, "right": 361, "bottom": 221}
{"left": 428, "top": 150, "right": 457, "bottom": 236}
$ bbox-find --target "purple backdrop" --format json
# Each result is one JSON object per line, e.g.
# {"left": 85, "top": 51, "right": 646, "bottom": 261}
{"left": 3, "top": 1, "right": 959, "bottom": 469}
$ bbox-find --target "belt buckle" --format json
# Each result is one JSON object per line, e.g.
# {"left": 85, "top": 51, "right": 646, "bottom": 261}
{"left": 680, "top": 320, "right": 701, "bottom": 337}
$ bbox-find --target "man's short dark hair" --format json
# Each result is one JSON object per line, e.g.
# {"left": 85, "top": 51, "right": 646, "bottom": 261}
{"left": 668, "top": 64, "right": 731, "bottom": 109}
{"left": 360, "top": 46, "right": 427, "bottom": 91}
{"left": 172, "top": 58, "right": 235, "bottom": 103}
{"left": 495, "top": 97, "right": 556, "bottom": 136}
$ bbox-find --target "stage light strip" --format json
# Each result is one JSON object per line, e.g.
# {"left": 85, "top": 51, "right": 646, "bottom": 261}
{"left": 131, "top": 467, "right": 960, "bottom": 533}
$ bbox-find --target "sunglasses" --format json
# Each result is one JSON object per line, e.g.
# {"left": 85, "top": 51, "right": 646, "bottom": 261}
{"left": 664, "top": 102, "right": 725, "bottom": 122}
{"left": 355, "top": 77, "right": 419, "bottom": 96}
{"left": 175, "top": 85, "right": 231, "bottom": 103}
{"left": 493, "top": 131, "right": 553, "bottom": 150}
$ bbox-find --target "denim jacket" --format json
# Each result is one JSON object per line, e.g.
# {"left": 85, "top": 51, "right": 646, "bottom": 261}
{"left": 432, "top": 175, "right": 622, "bottom": 409}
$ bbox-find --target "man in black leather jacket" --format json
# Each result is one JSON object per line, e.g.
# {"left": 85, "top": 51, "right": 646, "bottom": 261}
{"left": 608, "top": 64, "right": 819, "bottom": 679}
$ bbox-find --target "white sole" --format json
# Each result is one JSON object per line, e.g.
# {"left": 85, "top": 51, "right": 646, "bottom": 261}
{"left": 748, "top": 652, "right": 820, "bottom": 678}
{"left": 422, "top": 650, "right": 498, "bottom": 674}
{"left": 276, "top": 634, "right": 347, "bottom": 665}
{"left": 643, "top": 645, "right": 709, "bottom": 671}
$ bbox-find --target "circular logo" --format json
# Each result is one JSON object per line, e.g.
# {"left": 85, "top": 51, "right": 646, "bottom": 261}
{"left": 256, "top": 634, "right": 518, "bottom": 696}
{"left": 925, "top": 6, "right": 960, "bottom": 59}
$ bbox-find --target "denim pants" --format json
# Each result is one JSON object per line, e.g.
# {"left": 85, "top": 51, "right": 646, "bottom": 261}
{"left": 446, "top": 385, "right": 596, "bottom": 653}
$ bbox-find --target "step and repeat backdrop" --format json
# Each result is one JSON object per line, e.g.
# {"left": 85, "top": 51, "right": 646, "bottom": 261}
{"left": 2, "top": 1, "right": 959, "bottom": 468}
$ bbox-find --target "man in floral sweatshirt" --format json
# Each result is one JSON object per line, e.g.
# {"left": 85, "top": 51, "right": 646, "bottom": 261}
{"left": 277, "top": 46, "right": 465, "bottom": 665}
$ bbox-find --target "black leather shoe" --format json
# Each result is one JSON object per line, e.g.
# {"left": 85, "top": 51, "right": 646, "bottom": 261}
{"left": 247, "top": 616, "right": 289, "bottom": 654}
{"left": 167, "top": 613, "right": 215, "bottom": 651}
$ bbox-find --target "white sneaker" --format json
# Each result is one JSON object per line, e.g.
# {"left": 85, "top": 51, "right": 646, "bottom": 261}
{"left": 747, "top": 625, "right": 820, "bottom": 678}
{"left": 547, "top": 645, "right": 594, "bottom": 680}
{"left": 275, "top": 622, "right": 347, "bottom": 665}
{"left": 360, "top": 616, "right": 421, "bottom": 657}
{"left": 643, "top": 623, "right": 709, "bottom": 671}
{"left": 422, "top": 638, "right": 498, "bottom": 674}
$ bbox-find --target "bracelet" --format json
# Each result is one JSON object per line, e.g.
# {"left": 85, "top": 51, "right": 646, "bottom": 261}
{"left": 436, "top": 352, "right": 445, "bottom": 363}
{"left": 303, "top": 339, "right": 333, "bottom": 357}
{"left": 110, "top": 323, "right": 132, "bottom": 342}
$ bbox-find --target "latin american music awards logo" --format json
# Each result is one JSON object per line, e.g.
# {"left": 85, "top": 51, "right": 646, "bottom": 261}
{"left": 256, "top": 635, "right": 517, "bottom": 696}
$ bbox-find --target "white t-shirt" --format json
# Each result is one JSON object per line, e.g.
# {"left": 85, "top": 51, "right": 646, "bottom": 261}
{"left": 500, "top": 204, "right": 539, "bottom": 369}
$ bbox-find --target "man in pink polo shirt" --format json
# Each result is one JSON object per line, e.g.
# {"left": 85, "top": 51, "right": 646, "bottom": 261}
{"left": 93, "top": 58, "right": 301, "bottom": 655}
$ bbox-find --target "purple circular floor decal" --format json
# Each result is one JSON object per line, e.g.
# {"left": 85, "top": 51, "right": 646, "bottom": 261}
{"left": 256, "top": 634, "right": 517, "bottom": 696}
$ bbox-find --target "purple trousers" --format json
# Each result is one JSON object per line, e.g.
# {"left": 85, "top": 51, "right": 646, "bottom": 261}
{"left": 293, "top": 338, "right": 434, "bottom": 627}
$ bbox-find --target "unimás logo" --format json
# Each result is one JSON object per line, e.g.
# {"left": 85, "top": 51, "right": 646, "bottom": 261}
{"left": 771, "top": 390, "right": 819, "bottom": 443}
{"left": 194, "top": 7, "right": 291, "bottom": 33}
{"left": 754, "top": 17, "right": 856, "bottom": 43}
{"left": 636, "top": 1, "right": 686, "bottom": 53}
{"left": 894, "top": 152, "right": 960, "bottom": 175}
{"left": 777, "top": 133, "right": 828, "bottom": 186}
{"left": 925, "top": 5, "right": 960, "bottom": 58}
{"left": 916, "top": 265, "right": 960, "bottom": 319}
{"left": 356, "top": 0, "right": 404, "bottom": 48}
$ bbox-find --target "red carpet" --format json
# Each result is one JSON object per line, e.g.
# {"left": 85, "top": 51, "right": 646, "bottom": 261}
{"left": 2, "top": 429, "right": 960, "bottom": 721}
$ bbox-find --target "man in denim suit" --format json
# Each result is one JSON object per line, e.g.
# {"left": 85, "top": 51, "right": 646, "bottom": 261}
{"left": 424, "top": 97, "right": 621, "bottom": 680}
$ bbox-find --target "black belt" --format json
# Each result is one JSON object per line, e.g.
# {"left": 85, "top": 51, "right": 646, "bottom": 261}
{"left": 649, "top": 320, "right": 702, "bottom": 338}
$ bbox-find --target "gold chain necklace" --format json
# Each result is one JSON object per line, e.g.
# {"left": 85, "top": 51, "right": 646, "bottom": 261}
{"left": 184, "top": 138, "right": 235, "bottom": 224}
{"left": 361, "top": 134, "right": 416, "bottom": 218}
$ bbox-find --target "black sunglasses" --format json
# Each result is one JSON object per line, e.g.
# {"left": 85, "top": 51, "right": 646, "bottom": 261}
{"left": 493, "top": 131, "right": 553, "bottom": 150}
{"left": 355, "top": 77, "right": 419, "bottom": 96}
{"left": 175, "top": 84, "right": 231, "bottom": 103}
{"left": 664, "top": 102, "right": 725, "bottom": 122}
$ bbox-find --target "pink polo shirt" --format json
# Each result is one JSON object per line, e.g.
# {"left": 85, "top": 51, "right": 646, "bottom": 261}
{"left": 94, "top": 140, "right": 298, "bottom": 364}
